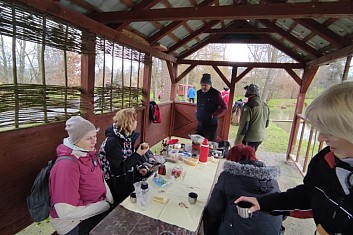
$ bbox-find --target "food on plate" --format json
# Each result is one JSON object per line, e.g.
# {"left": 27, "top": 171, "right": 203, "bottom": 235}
{"left": 171, "top": 166, "right": 183, "bottom": 178}
{"left": 184, "top": 157, "right": 198, "bottom": 166}
{"left": 153, "top": 195, "right": 169, "bottom": 204}
{"left": 165, "top": 157, "right": 178, "bottom": 163}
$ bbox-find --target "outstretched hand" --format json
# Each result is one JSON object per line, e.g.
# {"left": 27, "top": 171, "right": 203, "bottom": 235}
{"left": 136, "top": 142, "right": 149, "bottom": 156}
{"left": 234, "top": 196, "right": 260, "bottom": 213}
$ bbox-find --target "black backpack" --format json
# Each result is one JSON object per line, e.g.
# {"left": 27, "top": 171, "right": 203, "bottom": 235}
{"left": 27, "top": 156, "right": 77, "bottom": 222}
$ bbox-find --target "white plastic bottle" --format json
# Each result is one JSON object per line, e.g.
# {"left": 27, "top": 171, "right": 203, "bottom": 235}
{"left": 137, "top": 181, "right": 149, "bottom": 210}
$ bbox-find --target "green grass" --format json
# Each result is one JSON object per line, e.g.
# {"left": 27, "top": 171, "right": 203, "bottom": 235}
{"left": 228, "top": 121, "right": 319, "bottom": 158}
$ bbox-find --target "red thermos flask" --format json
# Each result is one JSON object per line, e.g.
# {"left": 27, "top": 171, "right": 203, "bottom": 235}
{"left": 199, "top": 138, "right": 209, "bottom": 163}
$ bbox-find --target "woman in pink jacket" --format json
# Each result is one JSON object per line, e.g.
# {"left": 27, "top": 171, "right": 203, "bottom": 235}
{"left": 49, "top": 116, "right": 113, "bottom": 235}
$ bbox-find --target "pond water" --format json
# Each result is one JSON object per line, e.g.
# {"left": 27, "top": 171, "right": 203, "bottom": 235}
{"left": 270, "top": 107, "right": 312, "bottom": 141}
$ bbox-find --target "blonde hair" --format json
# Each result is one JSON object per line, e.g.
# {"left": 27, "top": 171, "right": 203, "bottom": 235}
{"left": 113, "top": 108, "right": 137, "bottom": 135}
{"left": 305, "top": 81, "right": 353, "bottom": 144}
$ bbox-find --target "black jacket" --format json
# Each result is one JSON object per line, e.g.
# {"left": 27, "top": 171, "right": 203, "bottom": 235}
{"left": 102, "top": 125, "right": 145, "bottom": 204}
{"left": 196, "top": 87, "right": 226, "bottom": 123}
{"left": 104, "top": 126, "right": 143, "bottom": 176}
{"left": 258, "top": 147, "right": 353, "bottom": 234}
{"left": 203, "top": 160, "right": 282, "bottom": 235}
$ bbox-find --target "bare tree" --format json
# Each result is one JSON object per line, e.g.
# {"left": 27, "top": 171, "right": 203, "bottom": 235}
{"left": 0, "top": 35, "right": 10, "bottom": 84}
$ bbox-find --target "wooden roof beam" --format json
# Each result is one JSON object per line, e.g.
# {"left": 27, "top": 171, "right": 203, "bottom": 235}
{"left": 167, "top": 20, "right": 220, "bottom": 53}
{"left": 296, "top": 19, "right": 351, "bottom": 48}
{"left": 19, "top": 0, "right": 176, "bottom": 62}
{"left": 212, "top": 66, "right": 231, "bottom": 87}
{"left": 91, "top": 2, "right": 353, "bottom": 23}
{"left": 259, "top": 20, "right": 322, "bottom": 58}
{"left": 306, "top": 44, "right": 353, "bottom": 67}
{"left": 175, "top": 65, "right": 196, "bottom": 84}
{"left": 284, "top": 68, "right": 302, "bottom": 86}
{"left": 235, "top": 67, "right": 253, "bottom": 83}
{"left": 213, "top": 38, "right": 266, "bottom": 44}
{"left": 147, "top": 0, "right": 216, "bottom": 44}
{"left": 178, "top": 59, "right": 304, "bottom": 69}
{"left": 177, "top": 33, "right": 223, "bottom": 59}
{"left": 205, "top": 28, "right": 274, "bottom": 34}
{"left": 236, "top": 20, "right": 307, "bottom": 63}
{"left": 115, "top": 0, "right": 162, "bottom": 31}
{"left": 255, "top": 31, "right": 307, "bottom": 63}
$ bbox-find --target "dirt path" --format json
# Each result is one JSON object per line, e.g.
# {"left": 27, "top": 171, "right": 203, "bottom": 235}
{"left": 257, "top": 151, "right": 316, "bottom": 235}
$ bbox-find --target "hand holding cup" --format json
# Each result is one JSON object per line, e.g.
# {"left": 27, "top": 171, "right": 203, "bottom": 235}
{"left": 137, "top": 142, "right": 149, "bottom": 155}
{"left": 234, "top": 196, "right": 260, "bottom": 214}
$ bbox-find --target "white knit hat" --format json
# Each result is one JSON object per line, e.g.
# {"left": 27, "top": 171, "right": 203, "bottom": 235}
{"left": 65, "top": 116, "right": 97, "bottom": 144}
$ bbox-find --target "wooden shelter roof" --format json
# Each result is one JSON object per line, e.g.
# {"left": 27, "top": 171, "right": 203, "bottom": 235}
{"left": 22, "top": 0, "right": 353, "bottom": 67}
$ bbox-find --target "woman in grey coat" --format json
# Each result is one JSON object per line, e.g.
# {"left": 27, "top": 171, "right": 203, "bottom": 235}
{"left": 203, "top": 144, "right": 283, "bottom": 235}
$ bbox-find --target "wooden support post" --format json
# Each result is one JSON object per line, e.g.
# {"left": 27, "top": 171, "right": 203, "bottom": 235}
{"left": 221, "top": 66, "right": 237, "bottom": 141}
{"left": 142, "top": 54, "right": 152, "bottom": 143}
{"left": 286, "top": 66, "right": 318, "bottom": 160}
{"left": 303, "top": 128, "right": 314, "bottom": 173}
{"left": 169, "top": 63, "right": 178, "bottom": 137}
{"left": 295, "top": 119, "right": 306, "bottom": 162}
{"left": 80, "top": 34, "right": 96, "bottom": 123}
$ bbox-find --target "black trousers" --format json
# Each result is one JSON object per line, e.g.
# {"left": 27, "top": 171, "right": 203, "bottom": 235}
{"left": 66, "top": 210, "right": 110, "bottom": 235}
{"left": 107, "top": 175, "right": 135, "bottom": 205}
{"left": 197, "top": 121, "right": 218, "bottom": 141}
{"left": 242, "top": 141, "right": 262, "bottom": 151}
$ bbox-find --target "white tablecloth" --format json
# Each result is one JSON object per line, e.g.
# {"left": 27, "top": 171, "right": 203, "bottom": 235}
{"left": 120, "top": 158, "right": 220, "bottom": 232}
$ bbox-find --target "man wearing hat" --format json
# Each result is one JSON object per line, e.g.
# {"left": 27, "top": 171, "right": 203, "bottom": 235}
{"left": 196, "top": 73, "right": 227, "bottom": 141}
{"left": 235, "top": 84, "right": 270, "bottom": 151}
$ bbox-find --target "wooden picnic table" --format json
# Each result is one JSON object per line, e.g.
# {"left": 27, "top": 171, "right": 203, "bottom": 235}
{"left": 90, "top": 158, "right": 225, "bottom": 235}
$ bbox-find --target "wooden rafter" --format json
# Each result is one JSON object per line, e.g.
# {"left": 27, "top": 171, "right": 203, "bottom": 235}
{"left": 205, "top": 27, "right": 274, "bottom": 34}
{"left": 259, "top": 20, "right": 322, "bottom": 58}
{"left": 115, "top": 0, "right": 161, "bottom": 31}
{"left": 166, "top": 61, "right": 176, "bottom": 83}
{"left": 147, "top": 0, "right": 216, "bottom": 45}
{"left": 296, "top": 19, "right": 350, "bottom": 48}
{"left": 178, "top": 59, "right": 304, "bottom": 69}
{"left": 91, "top": 2, "right": 353, "bottom": 23}
{"left": 17, "top": 0, "right": 176, "bottom": 62}
{"left": 256, "top": 34, "right": 306, "bottom": 63}
{"left": 284, "top": 68, "right": 302, "bottom": 86}
{"left": 235, "top": 67, "right": 253, "bottom": 83}
{"left": 306, "top": 44, "right": 353, "bottom": 67}
{"left": 214, "top": 38, "right": 266, "bottom": 44}
{"left": 178, "top": 33, "right": 223, "bottom": 59}
{"left": 175, "top": 65, "right": 196, "bottom": 84}
{"left": 71, "top": 0, "right": 101, "bottom": 12}
{"left": 212, "top": 65, "right": 230, "bottom": 87}
{"left": 167, "top": 20, "right": 219, "bottom": 53}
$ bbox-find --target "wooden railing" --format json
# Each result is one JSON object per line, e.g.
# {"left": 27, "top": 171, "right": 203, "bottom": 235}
{"left": 288, "top": 114, "right": 324, "bottom": 176}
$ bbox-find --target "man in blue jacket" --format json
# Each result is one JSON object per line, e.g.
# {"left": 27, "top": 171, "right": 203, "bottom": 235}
{"left": 196, "top": 73, "right": 226, "bottom": 141}
{"left": 187, "top": 86, "right": 196, "bottom": 103}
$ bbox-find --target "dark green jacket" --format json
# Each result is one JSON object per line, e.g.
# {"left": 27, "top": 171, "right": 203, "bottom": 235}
{"left": 235, "top": 96, "right": 269, "bottom": 143}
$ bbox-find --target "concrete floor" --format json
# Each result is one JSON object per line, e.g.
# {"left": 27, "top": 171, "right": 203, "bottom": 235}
{"left": 257, "top": 151, "right": 316, "bottom": 235}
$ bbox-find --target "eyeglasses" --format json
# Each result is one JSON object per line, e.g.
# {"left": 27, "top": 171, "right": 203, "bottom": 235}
{"left": 91, "top": 159, "right": 98, "bottom": 172}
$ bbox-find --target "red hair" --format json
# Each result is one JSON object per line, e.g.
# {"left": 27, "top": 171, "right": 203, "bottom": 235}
{"left": 226, "top": 144, "right": 257, "bottom": 162}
